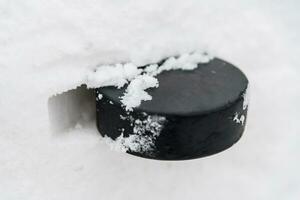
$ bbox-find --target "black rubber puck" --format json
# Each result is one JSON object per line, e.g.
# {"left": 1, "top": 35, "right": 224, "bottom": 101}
{"left": 95, "top": 58, "right": 249, "bottom": 160}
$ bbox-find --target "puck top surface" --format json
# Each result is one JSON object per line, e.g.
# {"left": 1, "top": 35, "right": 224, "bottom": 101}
{"left": 99, "top": 58, "right": 248, "bottom": 116}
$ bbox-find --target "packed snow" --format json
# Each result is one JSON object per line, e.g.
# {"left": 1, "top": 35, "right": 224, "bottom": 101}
{"left": 0, "top": 0, "right": 299, "bottom": 200}
{"left": 87, "top": 63, "right": 142, "bottom": 88}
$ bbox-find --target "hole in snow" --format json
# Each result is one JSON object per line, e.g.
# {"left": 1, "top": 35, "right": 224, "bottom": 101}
{"left": 48, "top": 85, "right": 96, "bottom": 133}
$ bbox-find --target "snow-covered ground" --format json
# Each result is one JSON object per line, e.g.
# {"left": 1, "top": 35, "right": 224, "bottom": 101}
{"left": 0, "top": 0, "right": 299, "bottom": 199}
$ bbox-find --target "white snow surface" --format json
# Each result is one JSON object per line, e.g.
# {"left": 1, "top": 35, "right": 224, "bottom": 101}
{"left": 87, "top": 63, "right": 142, "bottom": 88}
{"left": 0, "top": 0, "right": 300, "bottom": 200}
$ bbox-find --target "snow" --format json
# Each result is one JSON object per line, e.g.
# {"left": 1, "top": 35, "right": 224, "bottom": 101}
{"left": 233, "top": 113, "right": 246, "bottom": 125}
{"left": 97, "top": 93, "right": 103, "bottom": 100}
{"left": 104, "top": 114, "right": 166, "bottom": 154}
{"left": 120, "top": 74, "right": 159, "bottom": 111}
{"left": 1, "top": 0, "right": 300, "bottom": 200}
{"left": 243, "top": 85, "right": 250, "bottom": 110}
{"left": 233, "top": 86, "right": 249, "bottom": 125}
{"left": 156, "top": 51, "right": 212, "bottom": 73}
{"left": 104, "top": 113, "right": 166, "bottom": 156}
{"left": 87, "top": 63, "right": 141, "bottom": 88}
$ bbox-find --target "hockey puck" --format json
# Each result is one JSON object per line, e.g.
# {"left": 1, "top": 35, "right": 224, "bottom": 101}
{"left": 95, "top": 58, "right": 249, "bottom": 160}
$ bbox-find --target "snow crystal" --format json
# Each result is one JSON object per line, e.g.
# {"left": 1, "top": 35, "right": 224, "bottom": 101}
{"left": 243, "top": 85, "right": 250, "bottom": 110}
{"left": 97, "top": 93, "right": 103, "bottom": 100}
{"left": 103, "top": 114, "right": 166, "bottom": 154}
{"left": 232, "top": 84, "right": 249, "bottom": 125}
{"left": 120, "top": 75, "right": 159, "bottom": 111}
{"left": 144, "top": 64, "right": 159, "bottom": 76}
{"left": 156, "top": 51, "right": 212, "bottom": 75}
{"left": 233, "top": 113, "right": 246, "bottom": 125}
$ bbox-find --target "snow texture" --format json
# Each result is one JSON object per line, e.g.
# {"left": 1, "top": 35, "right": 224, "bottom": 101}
{"left": 120, "top": 74, "right": 159, "bottom": 111}
{"left": 1, "top": 0, "right": 300, "bottom": 200}
{"left": 87, "top": 63, "right": 142, "bottom": 88}
{"left": 233, "top": 113, "right": 246, "bottom": 125}
{"left": 104, "top": 114, "right": 166, "bottom": 154}
{"left": 233, "top": 85, "right": 249, "bottom": 125}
